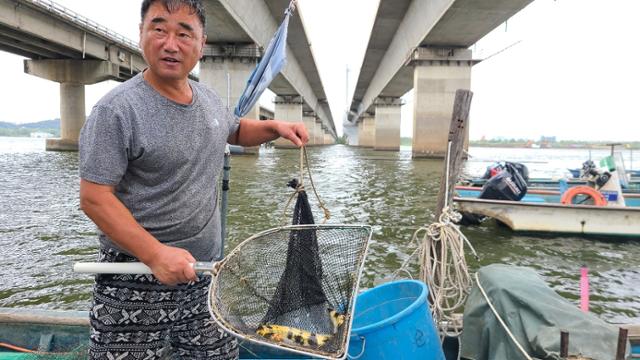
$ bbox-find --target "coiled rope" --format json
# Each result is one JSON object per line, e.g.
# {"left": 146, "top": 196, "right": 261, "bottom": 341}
{"left": 394, "top": 141, "right": 478, "bottom": 338}
{"left": 394, "top": 207, "right": 478, "bottom": 337}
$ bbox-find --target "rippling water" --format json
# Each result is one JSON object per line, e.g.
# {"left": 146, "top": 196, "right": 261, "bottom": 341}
{"left": 0, "top": 137, "right": 638, "bottom": 324}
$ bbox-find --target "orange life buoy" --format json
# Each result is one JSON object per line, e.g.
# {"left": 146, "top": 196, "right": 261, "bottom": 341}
{"left": 560, "top": 185, "right": 607, "bottom": 206}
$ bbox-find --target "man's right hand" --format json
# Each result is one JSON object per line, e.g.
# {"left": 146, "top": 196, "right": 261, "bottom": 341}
{"left": 144, "top": 244, "right": 199, "bottom": 286}
{"left": 80, "top": 179, "right": 199, "bottom": 286}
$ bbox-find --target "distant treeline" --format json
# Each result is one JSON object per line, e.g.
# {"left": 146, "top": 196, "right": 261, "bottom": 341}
{"left": 0, "top": 119, "right": 60, "bottom": 137}
{"left": 471, "top": 138, "right": 640, "bottom": 149}
{"left": 397, "top": 137, "right": 639, "bottom": 149}
{"left": 0, "top": 128, "right": 60, "bottom": 137}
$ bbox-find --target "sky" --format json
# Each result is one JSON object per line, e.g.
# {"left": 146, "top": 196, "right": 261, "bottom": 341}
{"left": 0, "top": 0, "right": 639, "bottom": 141}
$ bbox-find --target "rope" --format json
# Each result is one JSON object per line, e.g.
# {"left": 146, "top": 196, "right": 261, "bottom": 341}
{"left": 0, "top": 341, "right": 83, "bottom": 356}
{"left": 392, "top": 207, "right": 478, "bottom": 338}
{"left": 285, "top": 0, "right": 297, "bottom": 15}
{"left": 425, "top": 209, "right": 476, "bottom": 337}
{"left": 282, "top": 146, "right": 331, "bottom": 224}
{"left": 393, "top": 141, "right": 477, "bottom": 338}
{"left": 475, "top": 272, "right": 534, "bottom": 360}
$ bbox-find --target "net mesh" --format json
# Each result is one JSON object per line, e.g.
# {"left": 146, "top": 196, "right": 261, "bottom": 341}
{"left": 210, "top": 181, "right": 370, "bottom": 358}
{"left": 264, "top": 180, "right": 326, "bottom": 323}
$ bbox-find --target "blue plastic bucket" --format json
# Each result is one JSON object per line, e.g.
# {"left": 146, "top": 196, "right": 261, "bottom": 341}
{"left": 347, "top": 280, "right": 444, "bottom": 360}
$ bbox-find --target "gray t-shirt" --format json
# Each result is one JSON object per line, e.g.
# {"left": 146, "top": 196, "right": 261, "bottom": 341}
{"left": 79, "top": 72, "right": 239, "bottom": 261}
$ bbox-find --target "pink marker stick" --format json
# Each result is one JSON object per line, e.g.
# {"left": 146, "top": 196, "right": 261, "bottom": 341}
{"left": 580, "top": 267, "right": 589, "bottom": 312}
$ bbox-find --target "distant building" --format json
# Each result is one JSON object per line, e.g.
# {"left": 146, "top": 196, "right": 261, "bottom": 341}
{"left": 539, "top": 136, "right": 556, "bottom": 148}
{"left": 343, "top": 122, "right": 359, "bottom": 146}
{"left": 30, "top": 132, "right": 54, "bottom": 138}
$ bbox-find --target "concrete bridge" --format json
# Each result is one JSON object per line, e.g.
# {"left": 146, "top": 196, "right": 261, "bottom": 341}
{"left": 348, "top": 0, "right": 533, "bottom": 157}
{"left": 0, "top": 0, "right": 336, "bottom": 150}
{"left": 201, "top": 0, "right": 336, "bottom": 148}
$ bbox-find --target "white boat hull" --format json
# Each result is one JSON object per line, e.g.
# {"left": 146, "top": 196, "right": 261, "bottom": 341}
{"left": 454, "top": 198, "right": 640, "bottom": 237}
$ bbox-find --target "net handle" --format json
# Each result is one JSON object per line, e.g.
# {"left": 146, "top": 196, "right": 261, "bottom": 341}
{"left": 73, "top": 261, "right": 217, "bottom": 274}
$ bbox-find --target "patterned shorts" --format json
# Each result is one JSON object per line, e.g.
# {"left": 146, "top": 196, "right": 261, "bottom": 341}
{"left": 89, "top": 249, "right": 238, "bottom": 360}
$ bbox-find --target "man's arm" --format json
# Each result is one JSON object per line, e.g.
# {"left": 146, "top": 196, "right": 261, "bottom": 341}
{"left": 79, "top": 180, "right": 197, "bottom": 285}
{"left": 227, "top": 119, "right": 309, "bottom": 147}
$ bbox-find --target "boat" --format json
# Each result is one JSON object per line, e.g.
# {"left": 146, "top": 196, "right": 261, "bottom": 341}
{"left": 1, "top": 306, "right": 637, "bottom": 359}
{"left": 466, "top": 155, "right": 640, "bottom": 192}
{"left": 455, "top": 160, "right": 640, "bottom": 237}
{"left": 0, "top": 307, "right": 314, "bottom": 359}
{"left": 455, "top": 185, "right": 640, "bottom": 207}
{"left": 461, "top": 176, "right": 640, "bottom": 192}
{"left": 454, "top": 196, "right": 640, "bottom": 237}
{"left": 0, "top": 306, "right": 464, "bottom": 360}
{"left": 568, "top": 168, "right": 640, "bottom": 179}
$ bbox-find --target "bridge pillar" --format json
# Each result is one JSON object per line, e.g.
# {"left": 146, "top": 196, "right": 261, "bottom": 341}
{"left": 315, "top": 121, "right": 324, "bottom": 145}
{"left": 24, "top": 59, "right": 119, "bottom": 151}
{"left": 324, "top": 132, "right": 333, "bottom": 145}
{"left": 303, "top": 112, "right": 317, "bottom": 146}
{"left": 411, "top": 48, "right": 474, "bottom": 158}
{"left": 200, "top": 44, "right": 261, "bottom": 154}
{"left": 374, "top": 97, "right": 402, "bottom": 151}
{"left": 358, "top": 115, "right": 375, "bottom": 148}
{"left": 273, "top": 95, "right": 303, "bottom": 149}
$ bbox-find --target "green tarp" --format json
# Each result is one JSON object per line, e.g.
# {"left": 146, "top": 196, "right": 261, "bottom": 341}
{"left": 461, "top": 264, "right": 629, "bottom": 360}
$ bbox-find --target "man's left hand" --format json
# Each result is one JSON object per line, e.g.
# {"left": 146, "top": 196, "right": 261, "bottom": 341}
{"left": 275, "top": 122, "right": 309, "bottom": 147}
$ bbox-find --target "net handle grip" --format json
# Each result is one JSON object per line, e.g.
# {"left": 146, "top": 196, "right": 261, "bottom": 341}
{"left": 73, "top": 262, "right": 216, "bottom": 274}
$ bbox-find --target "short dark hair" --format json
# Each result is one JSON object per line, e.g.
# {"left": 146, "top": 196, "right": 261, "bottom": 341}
{"left": 141, "top": 0, "right": 206, "bottom": 29}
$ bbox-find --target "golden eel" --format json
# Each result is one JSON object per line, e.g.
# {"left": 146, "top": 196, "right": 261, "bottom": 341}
{"left": 256, "top": 324, "right": 332, "bottom": 347}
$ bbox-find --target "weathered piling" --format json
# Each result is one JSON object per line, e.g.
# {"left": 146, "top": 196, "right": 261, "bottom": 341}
{"left": 425, "top": 89, "right": 473, "bottom": 289}
{"left": 433, "top": 89, "right": 473, "bottom": 220}
{"left": 615, "top": 327, "right": 628, "bottom": 360}
{"left": 560, "top": 331, "right": 569, "bottom": 357}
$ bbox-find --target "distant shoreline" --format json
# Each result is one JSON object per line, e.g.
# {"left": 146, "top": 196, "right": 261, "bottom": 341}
{"left": 399, "top": 137, "right": 639, "bottom": 150}
{"left": 469, "top": 143, "right": 639, "bottom": 150}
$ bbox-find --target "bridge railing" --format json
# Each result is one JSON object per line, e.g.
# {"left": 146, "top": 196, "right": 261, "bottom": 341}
{"left": 22, "top": 0, "right": 140, "bottom": 53}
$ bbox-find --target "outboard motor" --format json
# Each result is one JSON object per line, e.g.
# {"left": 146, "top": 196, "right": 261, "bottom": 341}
{"left": 478, "top": 162, "right": 528, "bottom": 201}
{"left": 507, "top": 162, "right": 529, "bottom": 183}
{"left": 581, "top": 160, "right": 611, "bottom": 188}
{"left": 459, "top": 162, "right": 529, "bottom": 225}
{"left": 482, "top": 163, "right": 504, "bottom": 180}
{"left": 460, "top": 163, "right": 529, "bottom": 225}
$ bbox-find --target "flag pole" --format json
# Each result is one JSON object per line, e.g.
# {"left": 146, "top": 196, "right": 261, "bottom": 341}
{"left": 220, "top": 72, "right": 232, "bottom": 257}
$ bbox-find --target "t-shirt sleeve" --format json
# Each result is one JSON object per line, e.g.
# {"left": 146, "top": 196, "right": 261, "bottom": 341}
{"left": 79, "top": 105, "right": 130, "bottom": 186}
{"left": 225, "top": 108, "right": 241, "bottom": 138}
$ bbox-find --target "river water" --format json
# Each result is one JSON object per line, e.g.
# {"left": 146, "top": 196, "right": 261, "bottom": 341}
{"left": 0, "top": 137, "right": 638, "bottom": 324}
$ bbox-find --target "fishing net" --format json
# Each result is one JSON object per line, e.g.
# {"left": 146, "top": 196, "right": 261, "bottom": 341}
{"left": 263, "top": 178, "right": 326, "bottom": 323}
{"left": 209, "top": 148, "right": 371, "bottom": 359}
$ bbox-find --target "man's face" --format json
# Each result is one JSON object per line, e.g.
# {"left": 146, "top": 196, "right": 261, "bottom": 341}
{"left": 139, "top": 2, "right": 206, "bottom": 82}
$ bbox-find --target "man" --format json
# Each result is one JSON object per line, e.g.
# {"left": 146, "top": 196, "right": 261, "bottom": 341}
{"left": 79, "top": 0, "right": 308, "bottom": 358}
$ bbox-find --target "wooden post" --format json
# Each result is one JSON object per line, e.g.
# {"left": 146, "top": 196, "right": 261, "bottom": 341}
{"left": 616, "top": 327, "right": 628, "bottom": 360}
{"left": 434, "top": 89, "right": 473, "bottom": 219}
{"left": 423, "top": 89, "right": 473, "bottom": 290}
{"left": 560, "top": 331, "right": 569, "bottom": 358}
